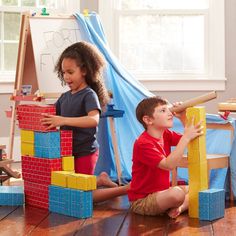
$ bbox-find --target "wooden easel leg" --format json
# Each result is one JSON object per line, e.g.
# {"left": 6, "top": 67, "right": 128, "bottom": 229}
{"left": 108, "top": 117, "right": 122, "bottom": 185}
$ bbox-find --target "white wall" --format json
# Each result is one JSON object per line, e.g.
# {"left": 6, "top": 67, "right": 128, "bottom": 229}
{"left": 1, "top": 0, "right": 236, "bottom": 160}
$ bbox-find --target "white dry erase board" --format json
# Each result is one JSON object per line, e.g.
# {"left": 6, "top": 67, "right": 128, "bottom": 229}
{"left": 15, "top": 13, "right": 83, "bottom": 94}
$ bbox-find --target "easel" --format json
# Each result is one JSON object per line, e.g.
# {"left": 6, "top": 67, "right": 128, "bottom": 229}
{"left": 8, "top": 12, "right": 61, "bottom": 160}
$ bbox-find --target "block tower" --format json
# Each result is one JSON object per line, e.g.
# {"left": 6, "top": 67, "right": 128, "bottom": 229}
{"left": 17, "top": 104, "right": 72, "bottom": 209}
{"left": 186, "top": 106, "right": 208, "bottom": 218}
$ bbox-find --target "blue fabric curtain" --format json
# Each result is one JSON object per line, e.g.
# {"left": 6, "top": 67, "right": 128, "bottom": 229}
{"left": 74, "top": 12, "right": 236, "bottom": 197}
{"left": 74, "top": 12, "right": 153, "bottom": 182}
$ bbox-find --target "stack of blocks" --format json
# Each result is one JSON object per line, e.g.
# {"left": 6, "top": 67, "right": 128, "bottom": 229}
{"left": 49, "top": 169, "right": 96, "bottom": 218}
{"left": 17, "top": 104, "right": 73, "bottom": 209}
{"left": 199, "top": 189, "right": 225, "bottom": 221}
{"left": 0, "top": 186, "right": 24, "bottom": 205}
{"left": 186, "top": 107, "right": 208, "bottom": 218}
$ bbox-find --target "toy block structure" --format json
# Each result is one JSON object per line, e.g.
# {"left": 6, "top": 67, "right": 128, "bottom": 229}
{"left": 186, "top": 107, "right": 208, "bottom": 218}
{"left": 62, "top": 156, "right": 74, "bottom": 171}
{"left": 17, "top": 104, "right": 56, "bottom": 131}
{"left": 16, "top": 104, "right": 70, "bottom": 209}
{"left": 34, "top": 131, "right": 60, "bottom": 158}
{"left": 199, "top": 189, "right": 225, "bottom": 221}
{"left": 60, "top": 130, "right": 73, "bottom": 156}
{"left": 0, "top": 186, "right": 24, "bottom": 205}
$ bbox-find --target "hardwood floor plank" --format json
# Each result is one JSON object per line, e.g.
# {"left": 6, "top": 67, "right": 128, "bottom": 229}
{"left": 0, "top": 205, "right": 49, "bottom": 235}
{"left": 212, "top": 202, "right": 236, "bottom": 235}
{"left": 73, "top": 196, "right": 130, "bottom": 236}
{"left": 0, "top": 206, "right": 19, "bottom": 221}
{"left": 29, "top": 212, "right": 85, "bottom": 236}
{"left": 118, "top": 211, "right": 170, "bottom": 235}
{"left": 167, "top": 213, "right": 213, "bottom": 235}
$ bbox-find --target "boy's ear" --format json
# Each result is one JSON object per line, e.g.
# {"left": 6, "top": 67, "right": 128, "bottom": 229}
{"left": 142, "top": 115, "right": 152, "bottom": 126}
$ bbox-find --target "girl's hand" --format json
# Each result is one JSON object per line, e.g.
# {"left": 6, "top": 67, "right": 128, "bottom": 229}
{"left": 41, "top": 113, "right": 65, "bottom": 130}
{"left": 183, "top": 117, "right": 203, "bottom": 142}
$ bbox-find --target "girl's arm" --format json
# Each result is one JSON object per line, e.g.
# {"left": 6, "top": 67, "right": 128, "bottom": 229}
{"left": 41, "top": 110, "right": 100, "bottom": 130}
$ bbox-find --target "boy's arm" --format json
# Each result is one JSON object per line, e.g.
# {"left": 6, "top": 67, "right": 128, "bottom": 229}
{"left": 158, "top": 119, "right": 203, "bottom": 170}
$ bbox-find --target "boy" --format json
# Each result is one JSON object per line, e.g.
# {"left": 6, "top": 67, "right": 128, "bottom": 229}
{"left": 128, "top": 96, "right": 203, "bottom": 218}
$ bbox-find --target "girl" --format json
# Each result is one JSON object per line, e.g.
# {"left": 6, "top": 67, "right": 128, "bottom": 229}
{"left": 41, "top": 41, "right": 117, "bottom": 188}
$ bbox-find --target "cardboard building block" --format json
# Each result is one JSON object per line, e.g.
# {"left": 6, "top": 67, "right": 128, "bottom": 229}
{"left": 186, "top": 107, "right": 208, "bottom": 218}
{"left": 0, "top": 186, "right": 24, "bottom": 205}
{"left": 199, "top": 189, "right": 225, "bottom": 221}
{"left": 60, "top": 130, "right": 73, "bottom": 156}
{"left": 67, "top": 173, "right": 97, "bottom": 191}
{"left": 21, "top": 130, "right": 34, "bottom": 156}
{"left": 51, "top": 171, "right": 74, "bottom": 187}
{"left": 49, "top": 185, "right": 93, "bottom": 218}
{"left": 17, "top": 104, "right": 56, "bottom": 132}
{"left": 34, "top": 131, "right": 60, "bottom": 158}
{"left": 24, "top": 180, "right": 49, "bottom": 209}
{"left": 21, "top": 156, "right": 62, "bottom": 185}
{"left": 62, "top": 156, "right": 74, "bottom": 171}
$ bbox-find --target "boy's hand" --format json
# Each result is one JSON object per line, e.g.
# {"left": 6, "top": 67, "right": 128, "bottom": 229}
{"left": 171, "top": 102, "right": 187, "bottom": 124}
{"left": 41, "top": 113, "right": 64, "bottom": 130}
{"left": 183, "top": 117, "right": 203, "bottom": 142}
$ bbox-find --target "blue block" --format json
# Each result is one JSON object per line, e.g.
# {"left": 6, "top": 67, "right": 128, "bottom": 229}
{"left": 0, "top": 186, "right": 24, "bottom": 206}
{"left": 70, "top": 189, "right": 93, "bottom": 218}
{"left": 35, "top": 131, "right": 60, "bottom": 158}
{"left": 49, "top": 185, "right": 93, "bottom": 219}
{"left": 49, "top": 185, "right": 71, "bottom": 215}
{"left": 199, "top": 189, "right": 225, "bottom": 221}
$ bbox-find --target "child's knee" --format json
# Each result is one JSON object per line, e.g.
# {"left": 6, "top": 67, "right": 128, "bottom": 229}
{"left": 171, "top": 187, "right": 185, "bottom": 205}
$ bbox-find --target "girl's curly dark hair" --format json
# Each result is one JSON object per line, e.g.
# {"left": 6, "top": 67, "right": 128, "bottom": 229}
{"left": 55, "top": 41, "right": 109, "bottom": 108}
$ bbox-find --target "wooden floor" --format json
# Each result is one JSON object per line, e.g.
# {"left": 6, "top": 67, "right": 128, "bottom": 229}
{"left": 0, "top": 163, "right": 236, "bottom": 235}
{"left": 0, "top": 193, "right": 236, "bottom": 235}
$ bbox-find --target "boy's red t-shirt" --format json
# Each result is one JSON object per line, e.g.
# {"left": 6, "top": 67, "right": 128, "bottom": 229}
{"left": 128, "top": 129, "right": 182, "bottom": 201}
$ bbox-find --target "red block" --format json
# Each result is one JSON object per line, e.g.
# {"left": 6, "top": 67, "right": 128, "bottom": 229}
{"left": 60, "top": 130, "right": 73, "bottom": 156}
{"left": 22, "top": 156, "right": 62, "bottom": 185}
{"left": 24, "top": 180, "right": 49, "bottom": 209}
{"left": 17, "top": 104, "right": 57, "bottom": 131}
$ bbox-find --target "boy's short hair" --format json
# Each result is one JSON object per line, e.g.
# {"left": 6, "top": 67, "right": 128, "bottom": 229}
{"left": 136, "top": 96, "right": 168, "bottom": 129}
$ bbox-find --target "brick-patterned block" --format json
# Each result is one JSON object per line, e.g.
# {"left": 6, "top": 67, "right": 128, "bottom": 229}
{"left": 199, "top": 189, "right": 225, "bottom": 221}
{"left": 22, "top": 156, "right": 62, "bottom": 185}
{"left": 24, "top": 180, "right": 49, "bottom": 209}
{"left": 17, "top": 104, "right": 56, "bottom": 132}
{"left": 49, "top": 185, "right": 93, "bottom": 218}
{"left": 0, "top": 186, "right": 24, "bottom": 205}
{"left": 60, "top": 130, "right": 72, "bottom": 156}
{"left": 34, "top": 131, "right": 60, "bottom": 158}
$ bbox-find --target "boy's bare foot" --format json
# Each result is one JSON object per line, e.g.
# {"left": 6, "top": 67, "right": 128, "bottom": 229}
{"left": 167, "top": 207, "right": 181, "bottom": 219}
{"left": 97, "top": 172, "right": 118, "bottom": 188}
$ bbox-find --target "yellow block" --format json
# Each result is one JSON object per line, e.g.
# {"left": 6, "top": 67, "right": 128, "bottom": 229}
{"left": 188, "top": 194, "right": 199, "bottom": 218}
{"left": 62, "top": 156, "right": 74, "bottom": 171}
{"left": 188, "top": 162, "right": 208, "bottom": 190}
{"left": 21, "top": 130, "right": 34, "bottom": 143}
{"left": 188, "top": 162, "right": 208, "bottom": 218}
{"left": 51, "top": 171, "right": 73, "bottom": 187}
{"left": 67, "top": 173, "right": 97, "bottom": 191}
{"left": 21, "top": 142, "right": 34, "bottom": 156}
{"left": 188, "top": 148, "right": 207, "bottom": 165}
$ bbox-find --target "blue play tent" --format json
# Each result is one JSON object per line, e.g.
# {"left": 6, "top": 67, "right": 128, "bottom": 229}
{"left": 74, "top": 12, "right": 236, "bottom": 197}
